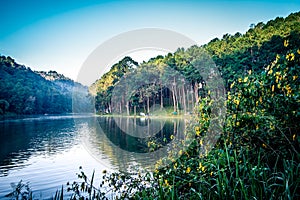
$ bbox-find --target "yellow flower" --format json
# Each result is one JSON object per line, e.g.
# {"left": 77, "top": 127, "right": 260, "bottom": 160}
{"left": 271, "top": 85, "right": 275, "bottom": 92}
{"left": 186, "top": 167, "right": 191, "bottom": 173}
{"left": 199, "top": 139, "right": 203, "bottom": 145}
{"left": 236, "top": 121, "right": 240, "bottom": 126}
{"left": 262, "top": 143, "right": 267, "bottom": 148}
{"left": 248, "top": 70, "right": 252, "bottom": 75}
{"left": 293, "top": 134, "right": 296, "bottom": 141}
{"left": 234, "top": 99, "right": 240, "bottom": 106}
{"left": 244, "top": 77, "right": 248, "bottom": 83}
{"left": 268, "top": 69, "right": 273, "bottom": 75}
{"left": 228, "top": 95, "right": 232, "bottom": 100}
{"left": 230, "top": 82, "right": 235, "bottom": 88}
{"left": 197, "top": 163, "right": 205, "bottom": 172}
{"left": 285, "top": 84, "right": 292, "bottom": 95}
{"left": 198, "top": 163, "right": 202, "bottom": 170}
{"left": 286, "top": 53, "right": 295, "bottom": 61}
{"left": 174, "top": 162, "right": 178, "bottom": 169}
{"left": 275, "top": 72, "right": 281, "bottom": 76}
{"left": 276, "top": 54, "right": 280, "bottom": 61}
{"left": 297, "top": 49, "right": 300, "bottom": 55}
{"left": 170, "top": 135, "right": 175, "bottom": 140}
{"left": 210, "top": 171, "right": 213, "bottom": 176}
{"left": 164, "top": 179, "right": 169, "bottom": 186}
{"left": 284, "top": 40, "right": 289, "bottom": 47}
{"left": 238, "top": 78, "right": 242, "bottom": 83}
{"left": 293, "top": 76, "right": 298, "bottom": 81}
{"left": 179, "top": 150, "right": 183, "bottom": 156}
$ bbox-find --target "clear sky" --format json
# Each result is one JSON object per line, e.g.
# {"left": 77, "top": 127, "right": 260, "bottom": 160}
{"left": 0, "top": 0, "right": 299, "bottom": 85}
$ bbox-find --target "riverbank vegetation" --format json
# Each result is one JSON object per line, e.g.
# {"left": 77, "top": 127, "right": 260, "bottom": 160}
{"left": 77, "top": 11, "right": 300, "bottom": 199}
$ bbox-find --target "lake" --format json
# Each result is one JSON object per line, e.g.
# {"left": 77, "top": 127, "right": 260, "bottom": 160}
{"left": 0, "top": 115, "right": 187, "bottom": 199}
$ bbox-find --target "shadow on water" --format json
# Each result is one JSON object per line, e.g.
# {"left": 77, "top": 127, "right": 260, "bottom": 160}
{"left": 97, "top": 117, "right": 176, "bottom": 153}
{"left": 0, "top": 115, "right": 187, "bottom": 174}
{"left": 81, "top": 116, "right": 187, "bottom": 172}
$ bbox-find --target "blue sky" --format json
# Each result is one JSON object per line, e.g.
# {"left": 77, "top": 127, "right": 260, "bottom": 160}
{"left": 0, "top": 0, "right": 299, "bottom": 84}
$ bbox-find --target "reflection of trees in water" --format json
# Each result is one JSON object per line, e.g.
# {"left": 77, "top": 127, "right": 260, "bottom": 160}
{"left": 0, "top": 117, "right": 81, "bottom": 176}
{"left": 0, "top": 116, "right": 188, "bottom": 175}
{"left": 84, "top": 116, "right": 186, "bottom": 172}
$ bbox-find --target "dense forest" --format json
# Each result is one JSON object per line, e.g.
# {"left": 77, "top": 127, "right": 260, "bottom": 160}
{"left": 91, "top": 12, "right": 300, "bottom": 117}
{"left": 0, "top": 56, "right": 93, "bottom": 116}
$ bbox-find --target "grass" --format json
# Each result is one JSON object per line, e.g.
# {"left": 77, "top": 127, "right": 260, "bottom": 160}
{"left": 6, "top": 138, "right": 299, "bottom": 200}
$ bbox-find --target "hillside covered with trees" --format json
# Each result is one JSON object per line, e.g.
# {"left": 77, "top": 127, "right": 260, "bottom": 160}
{"left": 91, "top": 12, "right": 300, "bottom": 118}
{"left": 0, "top": 56, "right": 93, "bottom": 116}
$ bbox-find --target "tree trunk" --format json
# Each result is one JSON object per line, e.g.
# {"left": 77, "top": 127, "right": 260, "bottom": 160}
{"left": 194, "top": 82, "right": 199, "bottom": 103}
{"left": 190, "top": 84, "right": 194, "bottom": 111}
{"left": 174, "top": 78, "right": 179, "bottom": 113}
{"left": 147, "top": 97, "right": 150, "bottom": 114}
{"left": 182, "top": 85, "right": 186, "bottom": 114}
{"left": 126, "top": 101, "right": 130, "bottom": 115}
{"left": 134, "top": 105, "right": 136, "bottom": 116}
{"left": 172, "top": 86, "right": 176, "bottom": 112}
{"left": 160, "top": 84, "right": 163, "bottom": 110}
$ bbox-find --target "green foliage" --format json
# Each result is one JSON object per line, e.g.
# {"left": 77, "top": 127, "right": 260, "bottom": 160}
{"left": 204, "top": 12, "right": 300, "bottom": 88}
{"left": 146, "top": 44, "right": 300, "bottom": 199}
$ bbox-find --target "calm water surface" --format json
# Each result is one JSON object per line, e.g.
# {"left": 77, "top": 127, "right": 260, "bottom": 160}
{"left": 0, "top": 115, "right": 185, "bottom": 199}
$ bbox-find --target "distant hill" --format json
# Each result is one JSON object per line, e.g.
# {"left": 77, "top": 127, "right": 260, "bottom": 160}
{"left": 35, "top": 70, "right": 72, "bottom": 81}
{"left": 0, "top": 56, "right": 93, "bottom": 115}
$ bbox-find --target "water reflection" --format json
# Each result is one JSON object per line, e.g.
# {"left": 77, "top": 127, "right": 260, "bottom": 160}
{"left": 0, "top": 115, "right": 88, "bottom": 176}
{"left": 82, "top": 116, "right": 187, "bottom": 172}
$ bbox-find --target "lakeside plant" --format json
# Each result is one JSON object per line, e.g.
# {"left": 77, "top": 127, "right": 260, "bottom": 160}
{"left": 61, "top": 47, "right": 299, "bottom": 199}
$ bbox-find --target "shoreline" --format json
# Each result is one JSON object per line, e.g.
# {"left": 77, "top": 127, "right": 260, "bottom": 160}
{"left": 95, "top": 113, "right": 192, "bottom": 119}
